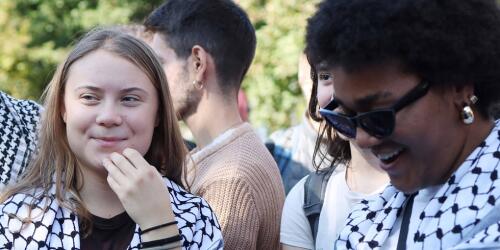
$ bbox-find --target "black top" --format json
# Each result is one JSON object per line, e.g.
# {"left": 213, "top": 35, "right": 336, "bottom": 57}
{"left": 81, "top": 211, "right": 135, "bottom": 250}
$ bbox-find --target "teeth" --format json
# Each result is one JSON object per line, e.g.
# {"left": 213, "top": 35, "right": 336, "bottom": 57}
{"left": 376, "top": 148, "right": 404, "bottom": 161}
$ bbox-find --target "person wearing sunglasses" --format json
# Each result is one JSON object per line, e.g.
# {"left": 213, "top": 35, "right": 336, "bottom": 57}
{"left": 306, "top": 0, "right": 500, "bottom": 249}
{"left": 280, "top": 56, "right": 389, "bottom": 250}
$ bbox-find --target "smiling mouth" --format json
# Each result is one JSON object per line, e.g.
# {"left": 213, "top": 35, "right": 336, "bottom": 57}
{"left": 92, "top": 137, "right": 127, "bottom": 147}
{"left": 94, "top": 137, "right": 126, "bottom": 141}
{"left": 375, "top": 148, "right": 405, "bottom": 165}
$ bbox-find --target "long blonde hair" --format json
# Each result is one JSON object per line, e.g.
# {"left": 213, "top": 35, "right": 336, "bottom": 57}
{"left": 0, "top": 27, "right": 187, "bottom": 233}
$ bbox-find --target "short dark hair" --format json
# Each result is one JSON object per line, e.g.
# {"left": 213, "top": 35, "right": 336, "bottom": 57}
{"left": 145, "top": 0, "right": 256, "bottom": 91}
{"left": 306, "top": 0, "right": 500, "bottom": 117}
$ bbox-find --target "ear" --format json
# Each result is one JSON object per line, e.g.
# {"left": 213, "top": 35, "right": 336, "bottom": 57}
{"left": 190, "top": 45, "right": 208, "bottom": 83}
{"left": 451, "top": 84, "right": 475, "bottom": 110}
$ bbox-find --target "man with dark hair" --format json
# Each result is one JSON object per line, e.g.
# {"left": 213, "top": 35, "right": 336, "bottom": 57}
{"left": 145, "top": 1, "right": 284, "bottom": 249}
{"left": 0, "top": 91, "right": 41, "bottom": 190}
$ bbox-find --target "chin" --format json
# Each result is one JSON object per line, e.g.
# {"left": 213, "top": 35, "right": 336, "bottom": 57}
{"left": 391, "top": 179, "right": 420, "bottom": 194}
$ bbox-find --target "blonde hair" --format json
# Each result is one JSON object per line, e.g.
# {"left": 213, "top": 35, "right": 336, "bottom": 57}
{"left": 0, "top": 27, "right": 187, "bottom": 234}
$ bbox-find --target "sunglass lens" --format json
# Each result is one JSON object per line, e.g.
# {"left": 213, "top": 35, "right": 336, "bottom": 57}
{"left": 359, "top": 111, "right": 395, "bottom": 138}
{"left": 323, "top": 113, "right": 356, "bottom": 138}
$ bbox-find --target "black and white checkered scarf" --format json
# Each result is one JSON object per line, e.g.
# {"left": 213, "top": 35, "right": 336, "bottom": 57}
{"left": 0, "top": 179, "right": 224, "bottom": 249}
{"left": 336, "top": 120, "right": 500, "bottom": 250}
{"left": 0, "top": 91, "right": 41, "bottom": 190}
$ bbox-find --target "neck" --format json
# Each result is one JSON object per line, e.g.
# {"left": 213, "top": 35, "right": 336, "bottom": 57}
{"left": 346, "top": 143, "right": 389, "bottom": 194}
{"left": 444, "top": 117, "right": 495, "bottom": 183}
{"left": 184, "top": 94, "right": 243, "bottom": 148}
{"left": 79, "top": 165, "right": 124, "bottom": 218}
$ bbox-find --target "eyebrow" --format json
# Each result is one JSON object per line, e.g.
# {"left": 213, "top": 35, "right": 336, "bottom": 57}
{"left": 315, "top": 61, "right": 330, "bottom": 71}
{"left": 75, "top": 86, "right": 149, "bottom": 95}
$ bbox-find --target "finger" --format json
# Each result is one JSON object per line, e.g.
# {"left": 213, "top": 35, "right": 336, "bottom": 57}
{"left": 106, "top": 174, "right": 121, "bottom": 195}
{"left": 109, "top": 152, "right": 137, "bottom": 176}
{"left": 122, "top": 148, "right": 152, "bottom": 171}
{"left": 102, "top": 158, "right": 127, "bottom": 185}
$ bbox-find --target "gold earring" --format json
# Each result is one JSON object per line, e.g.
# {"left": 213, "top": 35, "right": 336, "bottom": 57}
{"left": 461, "top": 105, "right": 474, "bottom": 124}
{"left": 192, "top": 80, "right": 203, "bottom": 90}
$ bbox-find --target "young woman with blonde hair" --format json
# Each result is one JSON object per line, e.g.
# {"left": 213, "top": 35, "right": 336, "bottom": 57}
{"left": 0, "top": 28, "right": 223, "bottom": 249}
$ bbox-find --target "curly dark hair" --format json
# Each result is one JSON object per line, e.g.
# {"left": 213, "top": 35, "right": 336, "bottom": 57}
{"left": 306, "top": 0, "right": 500, "bottom": 118}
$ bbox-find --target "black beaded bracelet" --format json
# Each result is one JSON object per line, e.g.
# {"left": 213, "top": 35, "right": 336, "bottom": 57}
{"left": 141, "top": 221, "right": 178, "bottom": 234}
{"left": 139, "top": 234, "right": 183, "bottom": 248}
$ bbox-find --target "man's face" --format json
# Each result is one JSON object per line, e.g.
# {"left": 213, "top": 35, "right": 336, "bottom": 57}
{"left": 150, "top": 33, "right": 201, "bottom": 120}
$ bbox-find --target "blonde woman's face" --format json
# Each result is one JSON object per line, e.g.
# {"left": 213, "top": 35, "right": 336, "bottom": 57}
{"left": 62, "top": 49, "right": 159, "bottom": 172}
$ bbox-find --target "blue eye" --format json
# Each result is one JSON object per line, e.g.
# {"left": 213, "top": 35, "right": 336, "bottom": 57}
{"left": 81, "top": 94, "right": 97, "bottom": 100}
{"left": 80, "top": 94, "right": 99, "bottom": 104}
{"left": 122, "top": 96, "right": 140, "bottom": 102}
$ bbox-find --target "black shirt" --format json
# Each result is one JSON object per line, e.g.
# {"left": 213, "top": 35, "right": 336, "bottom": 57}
{"left": 81, "top": 211, "right": 135, "bottom": 250}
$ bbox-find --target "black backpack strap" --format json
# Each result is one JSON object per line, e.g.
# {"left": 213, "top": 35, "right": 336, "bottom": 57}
{"left": 303, "top": 168, "right": 334, "bottom": 242}
{"left": 265, "top": 141, "right": 275, "bottom": 155}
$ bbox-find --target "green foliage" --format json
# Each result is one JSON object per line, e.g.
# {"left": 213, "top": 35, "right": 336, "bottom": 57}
{"left": 0, "top": 0, "right": 319, "bottom": 131}
{"left": 0, "top": 0, "right": 163, "bottom": 100}
{"left": 239, "top": 0, "right": 320, "bottom": 131}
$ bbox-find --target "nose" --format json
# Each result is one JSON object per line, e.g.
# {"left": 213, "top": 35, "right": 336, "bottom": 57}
{"left": 96, "top": 102, "right": 123, "bottom": 127}
{"left": 353, "top": 127, "right": 381, "bottom": 149}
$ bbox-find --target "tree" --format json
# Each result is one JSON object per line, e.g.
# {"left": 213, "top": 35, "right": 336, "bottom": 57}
{"left": 238, "top": 0, "right": 320, "bottom": 131}
{"left": 0, "top": 0, "right": 319, "bottom": 131}
{"left": 0, "top": 0, "right": 163, "bottom": 100}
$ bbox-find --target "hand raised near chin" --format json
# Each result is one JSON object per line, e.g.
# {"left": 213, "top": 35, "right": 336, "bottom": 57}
{"left": 102, "top": 148, "right": 176, "bottom": 230}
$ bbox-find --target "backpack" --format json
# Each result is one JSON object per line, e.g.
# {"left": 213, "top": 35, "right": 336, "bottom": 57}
{"left": 303, "top": 168, "right": 334, "bottom": 242}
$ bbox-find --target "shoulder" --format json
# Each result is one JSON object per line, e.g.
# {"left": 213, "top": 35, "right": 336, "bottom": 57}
{"left": 1, "top": 190, "right": 49, "bottom": 213}
{"left": 280, "top": 176, "right": 314, "bottom": 249}
{"left": 0, "top": 91, "right": 42, "bottom": 120}
{"left": 282, "top": 176, "right": 308, "bottom": 221}
{"left": 164, "top": 178, "right": 215, "bottom": 213}
{"left": 163, "top": 178, "right": 223, "bottom": 245}
{"left": 0, "top": 91, "right": 42, "bottom": 141}
{"left": 0, "top": 191, "right": 54, "bottom": 234}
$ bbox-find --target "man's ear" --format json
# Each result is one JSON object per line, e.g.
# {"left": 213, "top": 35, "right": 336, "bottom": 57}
{"left": 190, "top": 45, "right": 208, "bottom": 83}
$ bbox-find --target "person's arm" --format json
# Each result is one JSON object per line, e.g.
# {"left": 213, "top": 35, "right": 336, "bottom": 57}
{"left": 0, "top": 91, "right": 42, "bottom": 189}
{"left": 200, "top": 178, "right": 260, "bottom": 250}
{"left": 280, "top": 178, "right": 315, "bottom": 250}
{"left": 451, "top": 220, "right": 500, "bottom": 250}
{"left": 0, "top": 202, "right": 13, "bottom": 247}
{"left": 282, "top": 244, "right": 309, "bottom": 250}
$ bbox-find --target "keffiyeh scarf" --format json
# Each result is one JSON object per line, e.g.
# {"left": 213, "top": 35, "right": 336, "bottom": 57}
{"left": 0, "top": 92, "right": 41, "bottom": 190}
{"left": 336, "top": 120, "right": 500, "bottom": 249}
{"left": 0, "top": 179, "right": 224, "bottom": 249}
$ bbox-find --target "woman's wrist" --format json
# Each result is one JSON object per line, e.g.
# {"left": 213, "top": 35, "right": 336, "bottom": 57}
{"left": 141, "top": 221, "right": 178, "bottom": 234}
{"left": 140, "top": 219, "right": 179, "bottom": 242}
{"left": 140, "top": 234, "right": 183, "bottom": 249}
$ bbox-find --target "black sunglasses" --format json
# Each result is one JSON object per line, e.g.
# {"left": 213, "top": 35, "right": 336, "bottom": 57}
{"left": 319, "top": 81, "right": 430, "bottom": 139}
